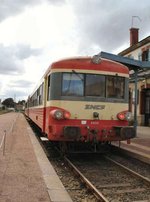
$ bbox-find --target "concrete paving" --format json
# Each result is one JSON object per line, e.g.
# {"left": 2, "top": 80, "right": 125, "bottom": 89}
{"left": 0, "top": 112, "right": 72, "bottom": 202}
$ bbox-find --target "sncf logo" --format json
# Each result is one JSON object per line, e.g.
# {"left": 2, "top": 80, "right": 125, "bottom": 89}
{"left": 85, "top": 105, "right": 105, "bottom": 110}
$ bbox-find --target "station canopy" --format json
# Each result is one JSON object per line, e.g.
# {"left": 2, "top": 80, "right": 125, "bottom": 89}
{"left": 97, "top": 51, "right": 150, "bottom": 81}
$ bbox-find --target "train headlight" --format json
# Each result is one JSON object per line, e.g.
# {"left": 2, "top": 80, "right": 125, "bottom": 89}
{"left": 91, "top": 54, "right": 101, "bottom": 64}
{"left": 54, "top": 110, "right": 64, "bottom": 120}
{"left": 50, "top": 109, "right": 64, "bottom": 120}
{"left": 117, "top": 111, "right": 132, "bottom": 121}
{"left": 64, "top": 111, "right": 71, "bottom": 119}
{"left": 117, "top": 112, "right": 126, "bottom": 120}
{"left": 125, "top": 112, "right": 132, "bottom": 121}
{"left": 50, "top": 109, "right": 71, "bottom": 120}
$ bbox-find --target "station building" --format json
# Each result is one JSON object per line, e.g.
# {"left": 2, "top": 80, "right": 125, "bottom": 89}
{"left": 119, "top": 28, "right": 150, "bottom": 126}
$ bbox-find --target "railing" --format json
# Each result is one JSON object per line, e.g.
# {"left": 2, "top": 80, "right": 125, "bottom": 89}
{"left": 0, "top": 130, "right": 7, "bottom": 155}
{"left": 0, "top": 113, "right": 19, "bottom": 156}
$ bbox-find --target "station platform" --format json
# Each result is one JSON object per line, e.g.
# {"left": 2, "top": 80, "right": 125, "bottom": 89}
{"left": 0, "top": 112, "right": 149, "bottom": 202}
{"left": 0, "top": 112, "right": 72, "bottom": 202}
{"left": 112, "top": 126, "right": 150, "bottom": 164}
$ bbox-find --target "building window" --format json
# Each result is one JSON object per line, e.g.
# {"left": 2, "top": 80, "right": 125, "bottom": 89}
{"left": 138, "top": 52, "right": 142, "bottom": 61}
{"left": 142, "top": 49, "right": 149, "bottom": 61}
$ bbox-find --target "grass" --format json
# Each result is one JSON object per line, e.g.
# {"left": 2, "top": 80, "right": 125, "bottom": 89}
{"left": 0, "top": 109, "right": 12, "bottom": 115}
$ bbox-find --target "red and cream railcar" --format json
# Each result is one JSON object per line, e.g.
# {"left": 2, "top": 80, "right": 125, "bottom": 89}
{"left": 25, "top": 55, "right": 135, "bottom": 144}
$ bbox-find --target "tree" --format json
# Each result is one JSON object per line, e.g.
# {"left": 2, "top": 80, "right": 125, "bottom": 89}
{"left": 2, "top": 98, "right": 15, "bottom": 108}
{"left": 18, "top": 100, "right": 26, "bottom": 105}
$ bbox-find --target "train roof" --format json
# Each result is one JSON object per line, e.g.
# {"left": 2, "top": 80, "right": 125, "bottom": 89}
{"left": 45, "top": 56, "right": 129, "bottom": 76}
{"left": 27, "top": 56, "right": 129, "bottom": 100}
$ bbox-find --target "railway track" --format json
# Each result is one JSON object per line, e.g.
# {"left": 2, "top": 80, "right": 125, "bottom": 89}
{"left": 65, "top": 154, "right": 150, "bottom": 202}
{"left": 40, "top": 139, "right": 150, "bottom": 201}
{"left": 28, "top": 119, "right": 150, "bottom": 202}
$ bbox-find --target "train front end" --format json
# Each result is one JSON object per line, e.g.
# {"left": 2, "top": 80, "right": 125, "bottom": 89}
{"left": 45, "top": 56, "right": 136, "bottom": 144}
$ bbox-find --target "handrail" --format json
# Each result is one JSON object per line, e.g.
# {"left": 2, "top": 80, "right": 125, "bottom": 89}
{"left": 0, "top": 130, "right": 6, "bottom": 155}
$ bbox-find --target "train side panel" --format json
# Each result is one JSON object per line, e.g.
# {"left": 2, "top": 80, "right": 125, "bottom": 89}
{"left": 25, "top": 81, "right": 46, "bottom": 132}
{"left": 26, "top": 107, "right": 45, "bottom": 131}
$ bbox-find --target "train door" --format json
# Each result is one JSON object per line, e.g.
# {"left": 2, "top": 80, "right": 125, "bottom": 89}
{"left": 145, "top": 89, "right": 150, "bottom": 126}
{"left": 42, "top": 77, "right": 48, "bottom": 133}
{"left": 43, "top": 74, "right": 50, "bottom": 135}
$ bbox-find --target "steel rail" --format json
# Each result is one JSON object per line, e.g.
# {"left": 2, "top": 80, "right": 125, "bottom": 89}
{"left": 64, "top": 156, "right": 109, "bottom": 202}
{"left": 104, "top": 156, "right": 150, "bottom": 185}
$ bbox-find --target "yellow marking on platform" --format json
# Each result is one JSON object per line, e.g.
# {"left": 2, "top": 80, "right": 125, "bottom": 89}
{"left": 130, "top": 142, "right": 150, "bottom": 151}
{"left": 121, "top": 145, "right": 150, "bottom": 158}
{"left": 121, "top": 141, "right": 150, "bottom": 152}
{"left": 112, "top": 142, "right": 150, "bottom": 164}
{"left": 121, "top": 147, "right": 150, "bottom": 159}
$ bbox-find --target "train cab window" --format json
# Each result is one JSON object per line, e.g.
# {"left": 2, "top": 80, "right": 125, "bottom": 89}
{"left": 85, "top": 74, "right": 105, "bottom": 97}
{"left": 106, "top": 76, "right": 125, "bottom": 99}
{"left": 62, "top": 73, "right": 84, "bottom": 96}
{"left": 47, "top": 75, "right": 51, "bottom": 100}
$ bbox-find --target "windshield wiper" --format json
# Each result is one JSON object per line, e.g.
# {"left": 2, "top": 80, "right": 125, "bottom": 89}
{"left": 72, "top": 70, "right": 84, "bottom": 81}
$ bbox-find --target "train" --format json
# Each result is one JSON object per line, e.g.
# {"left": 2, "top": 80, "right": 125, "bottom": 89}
{"left": 25, "top": 54, "right": 136, "bottom": 151}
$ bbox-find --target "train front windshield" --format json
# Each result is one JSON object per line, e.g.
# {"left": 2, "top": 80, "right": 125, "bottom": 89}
{"left": 62, "top": 73, "right": 84, "bottom": 96}
{"left": 62, "top": 72, "right": 125, "bottom": 100}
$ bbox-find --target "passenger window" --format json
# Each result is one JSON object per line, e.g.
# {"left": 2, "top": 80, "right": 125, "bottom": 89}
{"left": 38, "top": 83, "right": 43, "bottom": 105}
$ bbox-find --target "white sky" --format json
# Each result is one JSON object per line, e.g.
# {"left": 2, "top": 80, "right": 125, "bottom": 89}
{"left": 0, "top": 0, "right": 150, "bottom": 102}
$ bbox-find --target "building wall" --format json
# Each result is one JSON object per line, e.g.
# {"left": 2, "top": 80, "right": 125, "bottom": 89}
{"left": 121, "top": 41, "right": 150, "bottom": 126}
{"left": 125, "top": 42, "right": 150, "bottom": 60}
{"left": 129, "top": 78, "right": 150, "bottom": 125}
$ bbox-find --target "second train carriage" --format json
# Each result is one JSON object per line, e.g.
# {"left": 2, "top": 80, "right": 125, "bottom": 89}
{"left": 25, "top": 55, "right": 136, "bottom": 146}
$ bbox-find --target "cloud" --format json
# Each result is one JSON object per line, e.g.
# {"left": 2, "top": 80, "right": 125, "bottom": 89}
{"left": 8, "top": 79, "right": 34, "bottom": 88}
{"left": 70, "top": 0, "right": 150, "bottom": 53}
{"left": 0, "top": 44, "right": 23, "bottom": 75}
{"left": 0, "top": 0, "right": 40, "bottom": 22}
{"left": 3, "top": 88, "right": 29, "bottom": 101}
{"left": 0, "top": 44, "right": 42, "bottom": 75}
{"left": 1, "top": 79, "right": 35, "bottom": 101}
{"left": 15, "top": 44, "right": 42, "bottom": 59}
{"left": 0, "top": 0, "right": 65, "bottom": 22}
{"left": 0, "top": 80, "right": 2, "bottom": 91}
